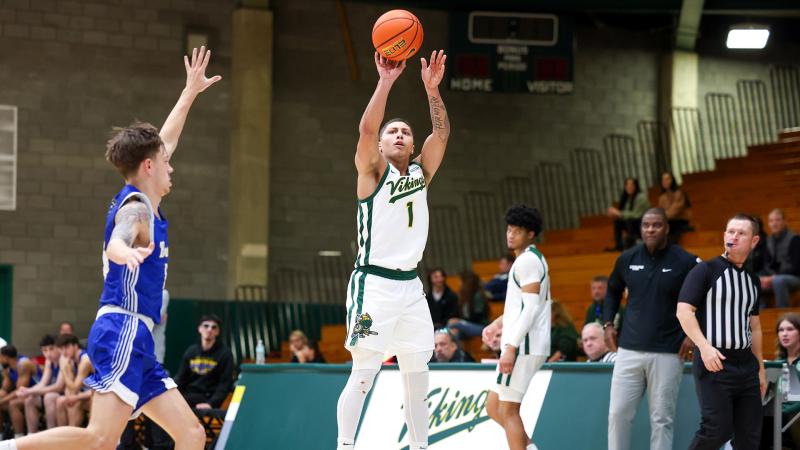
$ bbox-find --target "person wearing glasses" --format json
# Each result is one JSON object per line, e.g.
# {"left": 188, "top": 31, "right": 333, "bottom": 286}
{"left": 174, "top": 314, "right": 234, "bottom": 411}
{"left": 432, "top": 329, "right": 474, "bottom": 363}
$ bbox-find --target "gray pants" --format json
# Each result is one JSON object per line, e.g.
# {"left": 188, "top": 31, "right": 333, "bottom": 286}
{"left": 608, "top": 347, "right": 683, "bottom": 450}
{"left": 771, "top": 274, "right": 800, "bottom": 308}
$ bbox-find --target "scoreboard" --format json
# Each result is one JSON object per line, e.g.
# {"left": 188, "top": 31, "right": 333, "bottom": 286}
{"left": 448, "top": 11, "right": 575, "bottom": 94}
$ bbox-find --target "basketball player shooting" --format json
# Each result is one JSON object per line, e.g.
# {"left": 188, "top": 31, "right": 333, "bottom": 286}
{"left": 0, "top": 47, "right": 220, "bottom": 450}
{"left": 335, "top": 49, "right": 449, "bottom": 450}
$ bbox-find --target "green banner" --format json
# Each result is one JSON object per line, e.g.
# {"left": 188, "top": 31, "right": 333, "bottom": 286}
{"left": 222, "top": 362, "right": 756, "bottom": 449}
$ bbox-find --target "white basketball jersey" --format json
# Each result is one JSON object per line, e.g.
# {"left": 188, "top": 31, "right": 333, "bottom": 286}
{"left": 501, "top": 245, "right": 551, "bottom": 356}
{"left": 355, "top": 162, "right": 429, "bottom": 271}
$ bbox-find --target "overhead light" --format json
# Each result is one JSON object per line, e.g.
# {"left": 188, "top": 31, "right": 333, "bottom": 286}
{"left": 726, "top": 24, "right": 769, "bottom": 49}
{"left": 318, "top": 250, "right": 342, "bottom": 257}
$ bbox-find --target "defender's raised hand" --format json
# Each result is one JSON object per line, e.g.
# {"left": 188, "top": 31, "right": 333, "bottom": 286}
{"left": 420, "top": 50, "right": 446, "bottom": 90}
{"left": 374, "top": 52, "right": 406, "bottom": 82}
{"left": 184, "top": 46, "right": 222, "bottom": 94}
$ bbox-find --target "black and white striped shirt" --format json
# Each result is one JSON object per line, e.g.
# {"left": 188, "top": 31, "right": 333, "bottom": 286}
{"left": 678, "top": 256, "right": 761, "bottom": 349}
{"left": 590, "top": 351, "right": 617, "bottom": 363}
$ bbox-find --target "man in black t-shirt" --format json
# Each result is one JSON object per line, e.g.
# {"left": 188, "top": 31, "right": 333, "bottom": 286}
{"left": 604, "top": 208, "right": 698, "bottom": 450}
{"left": 677, "top": 213, "right": 766, "bottom": 450}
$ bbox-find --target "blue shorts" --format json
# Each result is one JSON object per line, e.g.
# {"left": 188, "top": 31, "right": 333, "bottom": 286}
{"left": 84, "top": 312, "right": 176, "bottom": 413}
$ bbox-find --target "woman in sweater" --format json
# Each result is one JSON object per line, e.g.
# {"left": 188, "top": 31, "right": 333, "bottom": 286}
{"left": 606, "top": 177, "right": 650, "bottom": 251}
{"left": 657, "top": 172, "right": 692, "bottom": 242}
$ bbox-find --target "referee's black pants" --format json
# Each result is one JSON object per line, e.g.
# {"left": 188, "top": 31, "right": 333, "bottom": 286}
{"left": 689, "top": 348, "right": 762, "bottom": 450}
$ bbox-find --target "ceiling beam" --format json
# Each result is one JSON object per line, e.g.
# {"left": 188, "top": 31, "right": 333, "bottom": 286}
{"left": 675, "top": 0, "right": 705, "bottom": 50}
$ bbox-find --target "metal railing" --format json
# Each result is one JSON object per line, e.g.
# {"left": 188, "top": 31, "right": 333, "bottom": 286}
{"left": 235, "top": 285, "right": 267, "bottom": 301}
{"left": 570, "top": 148, "right": 609, "bottom": 215}
{"left": 311, "top": 252, "right": 352, "bottom": 304}
{"left": 423, "top": 205, "right": 468, "bottom": 274}
{"left": 533, "top": 163, "right": 578, "bottom": 230}
{"left": 464, "top": 191, "right": 506, "bottom": 261}
{"left": 705, "top": 93, "right": 745, "bottom": 159}
{"left": 603, "top": 133, "right": 656, "bottom": 193}
{"left": 771, "top": 65, "right": 800, "bottom": 130}
{"left": 265, "top": 65, "right": 800, "bottom": 308}
{"left": 671, "top": 107, "right": 710, "bottom": 174}
{"left": 637, "top": 120, "right": 671, "bottom": 179}
{"left": 268, "top": 267, "right": 315, "bottom": 303}
{"left": 737, "top": 79, "right": 774, "bottom": 145}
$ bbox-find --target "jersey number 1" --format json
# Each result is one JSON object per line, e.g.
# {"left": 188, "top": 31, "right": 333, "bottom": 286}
{"left": 406, "top": 202, "right": 413, "bottom": 228}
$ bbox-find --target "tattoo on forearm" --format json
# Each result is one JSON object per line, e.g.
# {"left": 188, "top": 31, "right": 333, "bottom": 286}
{"left": 429, "top": 96, "right": 449, "bottom": 139}
{"left": 110, "top": 202, "right": 149, "bottom": 246}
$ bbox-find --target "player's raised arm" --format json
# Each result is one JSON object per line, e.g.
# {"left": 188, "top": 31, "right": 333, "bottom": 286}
{"left": 355, "top": 53, "right": 406, "bottom": 180}
{"left": 106, "top": 201, "right": 154, "bottom": 271}
{"left": 160, "top": 46, "right": 222, "bottom": 158}
{"left": 415, "top": 50, "right": 449, "bottom": 184}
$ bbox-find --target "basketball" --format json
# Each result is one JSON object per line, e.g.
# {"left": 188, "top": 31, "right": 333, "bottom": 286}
{"left": 372, "top": 9, "right": 423, "bottom": 61}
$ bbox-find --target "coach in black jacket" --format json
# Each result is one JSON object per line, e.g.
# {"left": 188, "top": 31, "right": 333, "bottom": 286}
{"left": 604, "top": 208, "right": 699, "bottom": 450}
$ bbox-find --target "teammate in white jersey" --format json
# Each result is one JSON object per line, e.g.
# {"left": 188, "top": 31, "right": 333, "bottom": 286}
{"left": 336, "top": 50, "right": 449, "bottom": 450}
{"left": 483, "top": 205, "right": 550, "bottom": 450}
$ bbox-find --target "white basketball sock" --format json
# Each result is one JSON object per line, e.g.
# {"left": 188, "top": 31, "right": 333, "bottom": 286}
{"left": 401, "top": 370, "right": 430, "bottom": 449}
{"left": 336, "top": 368, "right": 378, "bottom": 447}
{"left": 527, "top": 443, "right": 538, "bottom": 450}
{"left": 0, "top": 439, "right": 18, "bottom": 450}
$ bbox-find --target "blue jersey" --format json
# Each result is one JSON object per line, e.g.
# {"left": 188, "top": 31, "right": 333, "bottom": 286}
{"left": 100, "top": 185, "right": 169, "bottom": 324}
{"left": 48, "top": 360, "right": 60, "bottom": 386}
{"left": 8, "top": 356, "right": 39, "bottom": 387}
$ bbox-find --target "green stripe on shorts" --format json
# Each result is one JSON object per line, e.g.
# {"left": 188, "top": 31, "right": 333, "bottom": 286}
{"left": 349, "top": 272, "right": 368, "bottom": 346}
{"left": 345, "top": 271, "right": 357, "bottom": 343}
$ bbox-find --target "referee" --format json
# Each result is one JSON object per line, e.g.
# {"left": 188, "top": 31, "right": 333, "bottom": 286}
{"left": 677, "top": 213, "right": 766, "bottom": 450}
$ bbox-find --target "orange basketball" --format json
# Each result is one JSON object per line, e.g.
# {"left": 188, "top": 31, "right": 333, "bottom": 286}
{"left": 372, "top": 10, "right": 423, "bottom": 61}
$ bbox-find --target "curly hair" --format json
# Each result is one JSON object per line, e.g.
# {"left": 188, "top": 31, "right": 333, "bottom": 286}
{"left": 105, "top": 122, "right": 163, "bottom": 178}
{"left": 505, "top": 204, "right": 543, "bottom": 236}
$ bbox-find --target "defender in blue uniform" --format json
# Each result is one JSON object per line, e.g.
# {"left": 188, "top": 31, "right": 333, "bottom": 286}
{"left": 2, "top": 47, "right": 221, "bottom": 450}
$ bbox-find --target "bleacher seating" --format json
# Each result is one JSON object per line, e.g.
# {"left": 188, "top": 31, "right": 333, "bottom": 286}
{"left": 310, "top": 130, "right": 800, "bottom": 363}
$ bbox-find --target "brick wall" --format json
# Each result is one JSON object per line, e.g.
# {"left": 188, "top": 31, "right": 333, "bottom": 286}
{"left": 267, "top": 1, "right": 661, "bottom": 278}
{"left": 266, "top": 1, "right": 799, "bottom": 295}
{"left": 0, "top": 0, "right": 796, "bottom": 352}
{"left": 0, "top": 0, "right": 232, "bottom": 351}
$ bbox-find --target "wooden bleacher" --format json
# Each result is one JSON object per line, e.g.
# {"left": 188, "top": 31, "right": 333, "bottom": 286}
{"left": 308, "top": 130, "right": 800, "bottom": 363}
{"left": 464, "top": 129, "right": 800, "bottom": 361}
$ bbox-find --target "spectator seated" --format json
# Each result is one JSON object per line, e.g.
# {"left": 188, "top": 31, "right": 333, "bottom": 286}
{"left": 581, "top": 323, "right": 616, "bottom": 363}
{"left": 431, "top": 329, "right": 474, "bottom": 363}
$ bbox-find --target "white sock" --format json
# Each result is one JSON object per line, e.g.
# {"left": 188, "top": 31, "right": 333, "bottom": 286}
{"left": 527, "top": 443, "right": 538, "bottom": 450}
{"left": 12, "top": 435, "right": 22, "bottom": 440}
{"left": 336, "top": 368, "right": 378, "bottom": 448}
{"left": 402, "top": 370, "right": 430, "bottom": 449}
{"left": 0, "top": 439, "right": 18, "bottom": 450}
